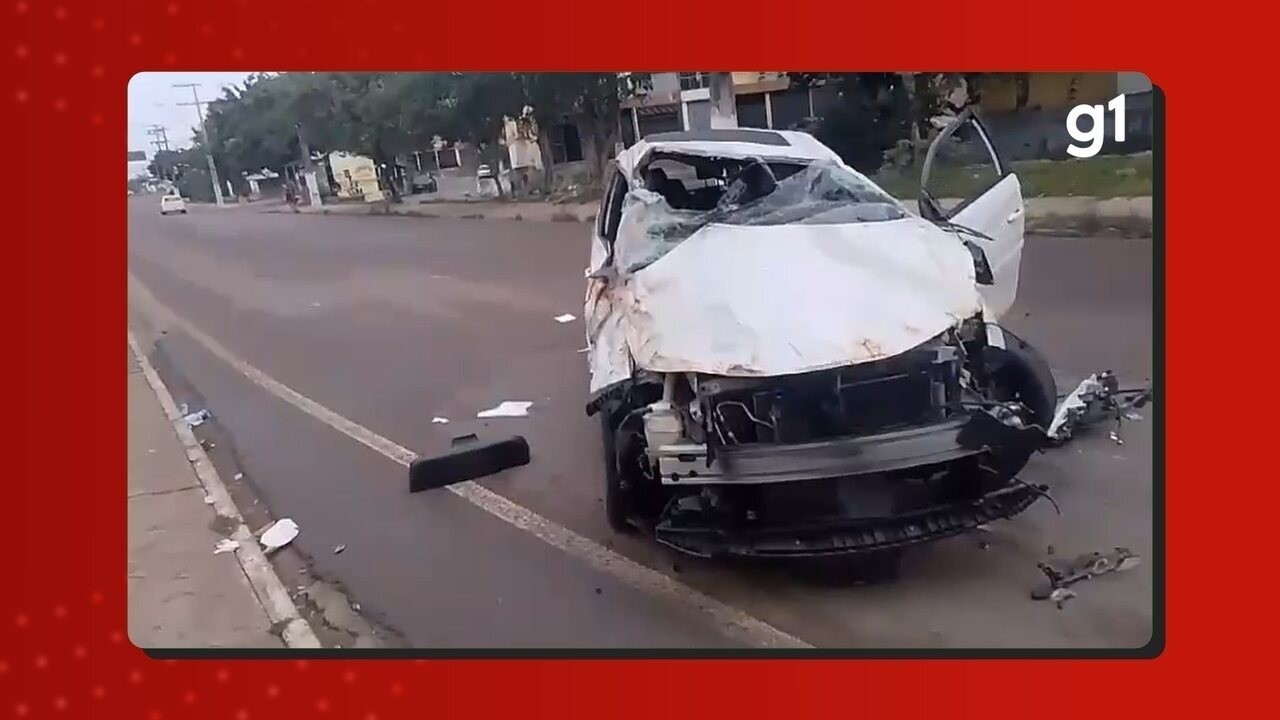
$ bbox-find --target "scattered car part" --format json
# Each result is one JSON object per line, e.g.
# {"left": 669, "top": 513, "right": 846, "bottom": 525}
{"left": 408, "top": 435, "right": 530, "bottom": 493}
{"left": 260, "top": 518, "right": 299, "bottom": 552}
{"left": 1047, "top": 371, "right": 1152, "bottom": 442}
{"left": 1031, "top": 547, "right": 1142, "bottom": 602}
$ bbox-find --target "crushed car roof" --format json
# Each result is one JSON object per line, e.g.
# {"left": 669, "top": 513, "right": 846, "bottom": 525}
{"left": 615, "top": 129, "right": 844, "bottom": 178}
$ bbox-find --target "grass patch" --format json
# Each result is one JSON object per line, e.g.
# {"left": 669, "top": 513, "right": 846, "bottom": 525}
{"left": 873, "top": 153, "right": 1152, "bottom": 199}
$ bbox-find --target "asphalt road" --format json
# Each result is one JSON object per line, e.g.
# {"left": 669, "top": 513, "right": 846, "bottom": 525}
{"left": 127, "top": 197, "right": 1157, "bottom": 650}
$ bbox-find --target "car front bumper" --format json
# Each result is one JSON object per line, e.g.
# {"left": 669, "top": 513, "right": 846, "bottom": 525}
{"left": 649, "top": 410, "right": 1046, "bottom": 558}
{"left": 655, "top": 481, "right": 1043, "bottom": 558}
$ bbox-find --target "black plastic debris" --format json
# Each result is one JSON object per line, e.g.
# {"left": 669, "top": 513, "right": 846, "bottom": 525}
{"left": 408, "top": 435, "right": 530, "bottom": 492}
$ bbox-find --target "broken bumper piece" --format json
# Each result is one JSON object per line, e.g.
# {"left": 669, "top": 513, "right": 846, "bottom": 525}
{"left": 654, "top": 482, "right": 1043, "bottom": 558}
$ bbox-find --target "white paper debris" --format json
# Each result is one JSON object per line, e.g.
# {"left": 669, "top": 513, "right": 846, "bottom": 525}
{"left": 1109, "top": 431, "right": 1124, "bottom": 445}
{"left": 203, "top": 495, "right": 216, "bottom": 505}
{"left": 554, "top": 313, "right": 577, "bottom": 323}
{"left": 431, "top": 416, "right": 450, "bottom": 424}
{"left": 476, "top": 401, "right": 533, "bottom": 418}
{"left": 333, "top": 544, "right": 347, "bottom": 555}
{"left": 233, "top": 472, "right": 244, "bottom": 480}
{"left": 183, "top": 408, "right": 212, "bottom": 428}
{"left": 213, "top": 539, "right": 240, "bottom": 554}
{"left": 260, "top": 518, "right": 299, "bottom": 551}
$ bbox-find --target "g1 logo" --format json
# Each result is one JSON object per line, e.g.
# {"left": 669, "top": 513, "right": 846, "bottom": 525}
{"left": 1066, "top": 94, "right": 1126, "bottom": 158}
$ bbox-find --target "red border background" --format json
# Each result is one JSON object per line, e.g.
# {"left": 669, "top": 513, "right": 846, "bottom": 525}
{"left": 2, "top": 0, "right": 1254, "bottom": 716}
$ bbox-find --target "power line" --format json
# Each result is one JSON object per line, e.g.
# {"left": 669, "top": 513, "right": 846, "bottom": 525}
{"left": 145, "top": 124, "right": 170, "bottom": 153}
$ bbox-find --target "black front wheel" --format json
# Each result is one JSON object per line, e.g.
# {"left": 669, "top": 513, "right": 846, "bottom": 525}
{"left": 600, "top": 412, "right": 633, "bottom": 533}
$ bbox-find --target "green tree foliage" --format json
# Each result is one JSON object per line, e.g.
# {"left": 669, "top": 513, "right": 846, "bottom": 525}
{"left": 199, "top": 72, "right": 646, "bottom": 198}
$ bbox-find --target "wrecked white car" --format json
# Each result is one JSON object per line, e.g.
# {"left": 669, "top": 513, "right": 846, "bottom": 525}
{"left": 584, "top": 119, "right": 1058, "bottom": 560}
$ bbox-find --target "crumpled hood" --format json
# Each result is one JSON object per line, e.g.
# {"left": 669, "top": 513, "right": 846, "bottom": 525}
{"left": 613, "top": 216, "right": 981, "bottom": 378}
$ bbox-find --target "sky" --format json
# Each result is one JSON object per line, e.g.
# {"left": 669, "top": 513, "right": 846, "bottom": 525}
{"left": 127, "top": 72, "right": 255, "bottom": 157}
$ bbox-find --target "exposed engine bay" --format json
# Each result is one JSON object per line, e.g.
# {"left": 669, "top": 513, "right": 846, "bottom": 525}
{"left": 587, "top": 317, "right": 1057, "bottom": 558}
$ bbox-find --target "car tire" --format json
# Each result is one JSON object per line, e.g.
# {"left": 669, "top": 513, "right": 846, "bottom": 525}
{"left": 983, "top": 326, "right": 1057, "bottom": 428}
{"left": 600, "top": 411, "right": 633, "bottom": 533}
{"left": 180, "top": 210, "right": 188, "bottom": 214}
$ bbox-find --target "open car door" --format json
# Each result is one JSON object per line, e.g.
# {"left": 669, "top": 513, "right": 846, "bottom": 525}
{"left": 919, "top": 108, "right": 1024, "bottom": 320}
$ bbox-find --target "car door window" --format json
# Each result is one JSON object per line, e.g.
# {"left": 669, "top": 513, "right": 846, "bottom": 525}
{"left": 920, "top": 109, "right": 1005, "bottom": 219}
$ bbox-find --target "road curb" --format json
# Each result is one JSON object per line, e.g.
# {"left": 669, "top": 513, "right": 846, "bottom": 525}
{"left": 128, "top": 332, "right": 322, "bottom": 649}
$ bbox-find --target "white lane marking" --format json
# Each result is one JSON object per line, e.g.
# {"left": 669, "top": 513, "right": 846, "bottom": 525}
{"left": 129, "top": 332, "right": 321, "bottom": 649}
{"left": 129, "top": 275, "right": 811, "bottom": 649}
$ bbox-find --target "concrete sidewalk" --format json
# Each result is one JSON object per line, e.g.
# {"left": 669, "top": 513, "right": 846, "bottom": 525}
{"left": 127, "top": 346, "right": 285, "bottom": 648}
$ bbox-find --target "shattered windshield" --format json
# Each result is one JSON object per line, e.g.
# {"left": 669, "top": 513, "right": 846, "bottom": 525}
{"left": 615, "top": 157, "right": 907, "bottom": 273}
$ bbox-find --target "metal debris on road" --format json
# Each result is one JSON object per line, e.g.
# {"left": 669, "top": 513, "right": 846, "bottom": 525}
{"left": 554, "top": 313, "right": 577, "bottom": 323}
{"left": 1109, "top": 430, "right": 1124, "bottom": 445}
{"left": 1046, "top": 371, "right": 1152, "bottom": 443}
{"left": 476, "top": 401, "right": 533, "bottom": 418}
{"left": 213, "top": 539, "right": 240, "bottom": 554}
{"left": 431, "top": 416, "right": 450, "bottom": 424}
{"left": 183, "top": 408, "right": 213, "bottom": 428}
{"left": 260, "top": 518, "right": 299, "bottom": 552}
{"left": 1031, "top": 547, "right": 1142, "bottom": 605}
{"left": 333, "top": 544, "right": 346, "bottom": 554}
{"left": 1048, "top": 587, "right": 1077, "bottom": 609}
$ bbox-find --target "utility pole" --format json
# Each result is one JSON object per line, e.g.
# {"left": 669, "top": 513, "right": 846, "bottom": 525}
{"left": 146, "top": 125, "right": 172, "bottom": 180}
{"left": 173, "top": 82, "right": 225, "bottom": 206}
{"left": 146, "top": 124, "right": 170, "bottom": 153}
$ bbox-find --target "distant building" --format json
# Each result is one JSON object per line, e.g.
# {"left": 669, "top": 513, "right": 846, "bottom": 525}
{"left": 128, "top": 150, "right": 150, "bottom": 180}
{"left": 620, "top": 72, "right": 1153, "bottom": 160}
{"left": 620, "top": 72, "right": 827, "bottom": 146}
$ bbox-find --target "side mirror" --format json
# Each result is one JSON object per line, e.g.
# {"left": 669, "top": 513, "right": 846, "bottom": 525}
{"left": 964, "top": 240, "right": 995, "bottom": 285}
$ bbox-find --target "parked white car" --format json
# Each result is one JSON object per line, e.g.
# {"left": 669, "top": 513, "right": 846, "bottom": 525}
{"left": 160, "top": 193, "right": 187, "bottom": 215}
{"left": 584, "top": 116, "right": 1055, "bottom": 566}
